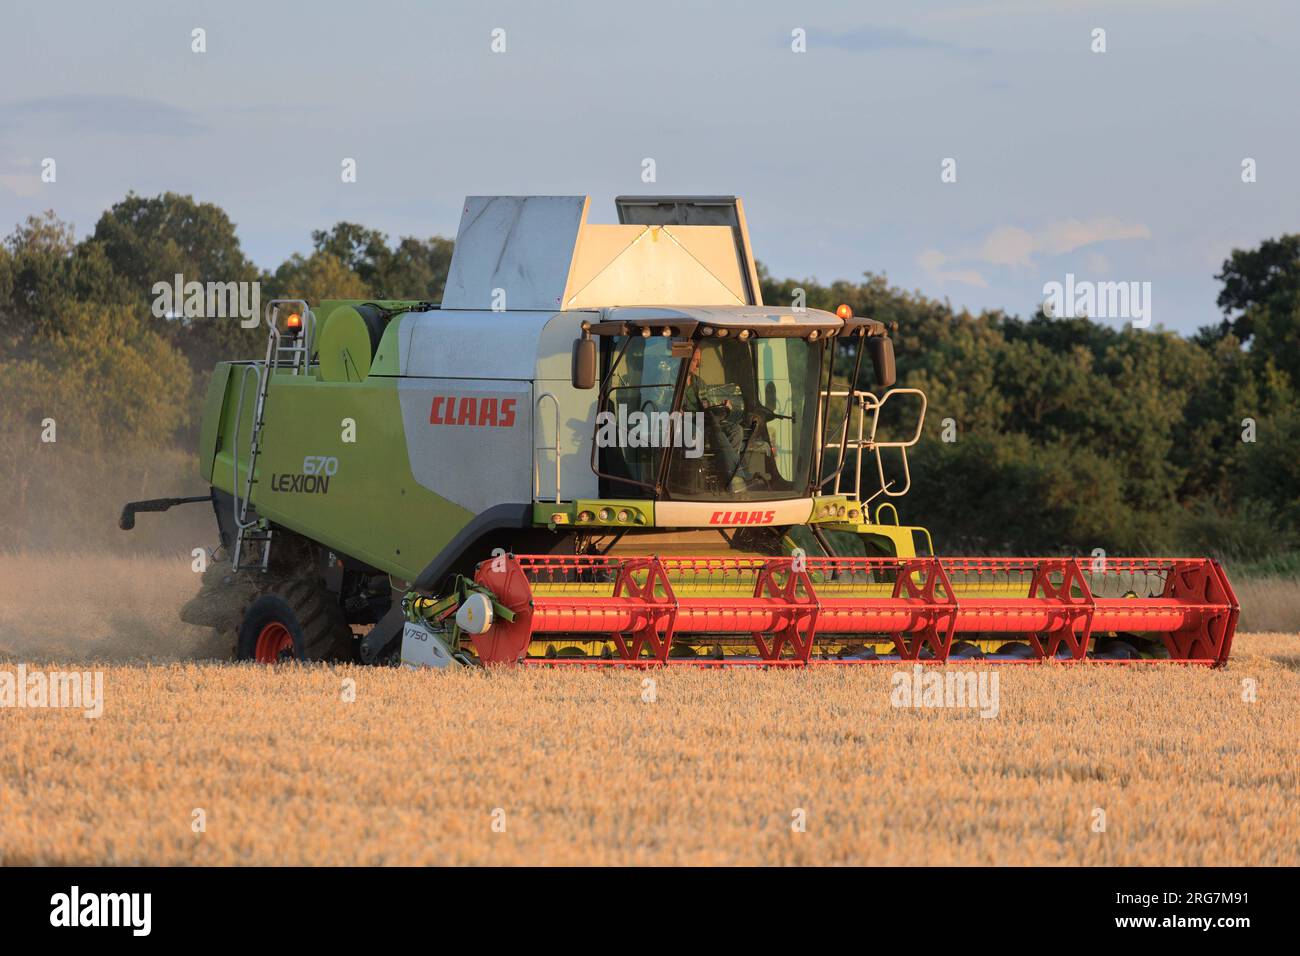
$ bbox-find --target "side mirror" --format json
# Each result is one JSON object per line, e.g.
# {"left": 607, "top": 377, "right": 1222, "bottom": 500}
{"left": 572, "top": 337, "right": 597, "bottom": 390}
{"left": 867, "top": 336, "right": 896, "bottom": 388}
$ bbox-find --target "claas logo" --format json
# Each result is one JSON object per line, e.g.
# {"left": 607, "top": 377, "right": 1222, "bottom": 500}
{"left": 709, "top": 510, "right": 777, "bottom": 525}
{"left": 430, "top": 395, "right": 518, "bottom": 428}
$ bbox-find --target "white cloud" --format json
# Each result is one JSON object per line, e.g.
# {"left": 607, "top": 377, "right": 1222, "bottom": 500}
{"left": 1039, "top": 218, "right": 1151, "bottom": 256}
{"left": 916, "top": 248, "right": 948, "bottom": 271}
{"left": 924, "top": 217, "right": 1152, "bottom": 277}
{"left": 934, "top": 269, "right": 989, "bottom": 288}
{"left": 979, "top": 226, "right": 1036, "bottom": 267}
{"left": 916, "top": 249, "right": 988, "bottom": 287}
{"left": 917, "top": 217, "right": 1148, "bottom": 291}
{"left": 0, "top": 173, "right": 41, "bottom": 198}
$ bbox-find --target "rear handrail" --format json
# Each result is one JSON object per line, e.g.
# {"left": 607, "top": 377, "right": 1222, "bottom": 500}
{"left": 231, "top": 362, "right": 263, "bottom": 531}
{"left": 535, "top": 392, "right": 562, "bottom": 504}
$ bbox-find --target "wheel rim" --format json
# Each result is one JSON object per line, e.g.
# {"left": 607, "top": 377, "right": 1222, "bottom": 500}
{"left": 254, "top": 622, "right": 294, "bottom": 663}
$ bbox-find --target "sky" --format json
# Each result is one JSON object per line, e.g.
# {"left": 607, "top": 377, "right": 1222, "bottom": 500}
{"left": 1, "top": 0, "right": 1296, "bottom": 334}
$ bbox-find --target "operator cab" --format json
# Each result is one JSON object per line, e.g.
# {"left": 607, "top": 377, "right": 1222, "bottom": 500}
{"left": 579, "top": 305, "right": 892, "bottom": 503}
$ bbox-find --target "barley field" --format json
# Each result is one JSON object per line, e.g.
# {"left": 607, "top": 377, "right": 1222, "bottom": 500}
{"left": 0, "top": 554, "right": 1297, "bottom": 866}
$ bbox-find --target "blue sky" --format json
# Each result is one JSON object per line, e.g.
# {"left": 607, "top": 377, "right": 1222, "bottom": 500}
{"left": 1, "top": 0, "right": 1295, "bottom": 334}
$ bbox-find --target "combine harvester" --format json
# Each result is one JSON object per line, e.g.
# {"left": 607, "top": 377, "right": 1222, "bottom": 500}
{"left": 123, "top": 196, "right": 1239, "bottom": 667}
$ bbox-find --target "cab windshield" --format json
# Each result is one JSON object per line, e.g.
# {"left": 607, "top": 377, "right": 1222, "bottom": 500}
{"left": 597, "top": 334, "right": 821, "bottom": 501}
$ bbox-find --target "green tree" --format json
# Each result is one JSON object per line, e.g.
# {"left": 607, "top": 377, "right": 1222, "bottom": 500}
{"left": 1211, "top": 235, "right": 1300, "bottom": 387}
{"left": 310, "top": 223, "right": 389, "bottom": 286}
{"left": 92, "top": 192, "right": 257, "bottom": 295}
{"left": 374, "top": 235, "right": 454, "bottom": 300}
{"left": 0, "top": 300, "right": 191, "bottom": 448}
{"left": 91, "top": 192, "right": 264, "bottom": 372}
{"left": 268, "top": 251, "right": 369, "bottom": 303}
{"left": 310, "top": 223, "right": 453, "bottom": 300}
{"left": 0, "top": 212, "right": 133, "bottom": 347}
{"left": 1215, "top": 235, "right": 1300, "bottom": 342}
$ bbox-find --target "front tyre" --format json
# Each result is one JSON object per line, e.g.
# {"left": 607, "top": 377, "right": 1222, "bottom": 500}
{"left": 236, "top": 580, "right": 353, "bottom": 663}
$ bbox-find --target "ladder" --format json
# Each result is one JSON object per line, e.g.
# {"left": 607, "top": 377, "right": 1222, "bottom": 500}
{"left": 231, "top": 300, "right": 315, "bottom": 571}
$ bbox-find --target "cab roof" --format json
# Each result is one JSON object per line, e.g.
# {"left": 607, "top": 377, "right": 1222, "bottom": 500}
{"left": 590, "top": 305, "right": 885, "bottom": 338}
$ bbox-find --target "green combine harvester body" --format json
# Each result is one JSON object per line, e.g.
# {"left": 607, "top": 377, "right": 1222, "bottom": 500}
{"left": 125, "top": 195, "right": 1239, "bottom": 667}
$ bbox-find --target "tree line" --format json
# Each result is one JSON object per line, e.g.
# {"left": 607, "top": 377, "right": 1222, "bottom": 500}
{"left": 1, "top": 192, "right": 1296, "bottom": 560}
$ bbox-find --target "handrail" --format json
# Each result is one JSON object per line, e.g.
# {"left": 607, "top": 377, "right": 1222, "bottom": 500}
{"left": 819, "top": 386, "right": 927, "bottom": 501}
{"left": 231, "top": 363, "right": 263, "bottom": 531}
{"left": 264, "top": 298, "right": 315, "bottom": 373}
{"left": 535, "top": 392, "right": 562, "bottom": 504}
{"left": 232, "top": 300, "right": 316, "bottom": 553}
{"left": 864, "top": 387, "right": 927, "bottom": 498}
